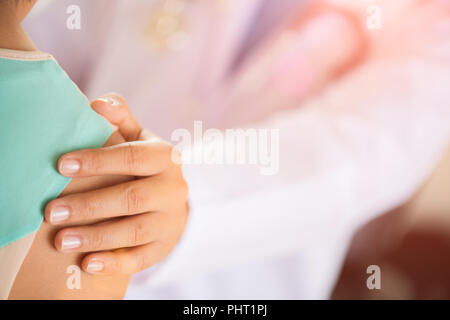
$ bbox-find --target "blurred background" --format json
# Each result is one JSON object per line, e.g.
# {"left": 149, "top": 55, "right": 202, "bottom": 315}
{"left": 25, "top": 0, "right": 450, "bottom": 299}
{"left": 333, "top": 148, "right": 450, "bottom": 299}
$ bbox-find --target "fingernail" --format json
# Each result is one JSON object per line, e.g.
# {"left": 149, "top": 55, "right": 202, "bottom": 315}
{"left": 61, "top": 235, "right": 81, "bottom": 251}
{"left": 98, "top": 96, "right": 119, "bottom": 107}
{"left": 87, "top": 260, "right": 104, "bottom": 273}
{"left": 59, "top": 159, "right": 80, "bottom": 175}
{"left": 50, "top": 205, "right": 70, "bottom": 224}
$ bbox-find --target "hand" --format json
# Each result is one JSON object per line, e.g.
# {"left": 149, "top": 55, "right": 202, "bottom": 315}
{"left": 44, "top": 93, "right": 189, "bottom": 275}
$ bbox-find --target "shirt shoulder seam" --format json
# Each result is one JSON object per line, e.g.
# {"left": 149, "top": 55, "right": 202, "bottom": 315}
{"left": 0, "top": 48, "right": 54, "bottom": 61}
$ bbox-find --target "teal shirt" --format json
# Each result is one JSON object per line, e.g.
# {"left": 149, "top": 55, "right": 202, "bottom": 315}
{"left": 0, "top": 50, "right": 112, "bottom": 248}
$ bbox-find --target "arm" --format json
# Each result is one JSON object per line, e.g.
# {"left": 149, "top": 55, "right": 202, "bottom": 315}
{"left": 9, "top": 130, "right": 132, "bottom": 299}
{"left": 0, "top": 233, "right": 35, "bottom": 299}
{"left": 9, "top": 94, "right": 189, "bottom": 299}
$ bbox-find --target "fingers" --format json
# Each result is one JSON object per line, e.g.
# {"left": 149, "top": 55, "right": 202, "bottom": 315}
{"left": 54, "top": 212, "right": 169, "bottom": 253}
{"left": 57, "top": 139, "right": 174, "bottom": 177}
{"left": 81, "top": 242, "right": 167, "bottom": 275}
{"left": 91, "top": 93, "right": 143, "bottom": 142}
{"left": 78, "top": 210, "right": 187, "bottom": 275}
{"left": 45, "top": 175, "right": 188, "bottom": 224}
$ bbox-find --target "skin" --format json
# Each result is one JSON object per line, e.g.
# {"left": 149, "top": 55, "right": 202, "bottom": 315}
{"left": 8, "top": 0, "right": 443, "bottom": 298}
{"left": 2, "top": 1, "right": 189, "bottom": 298}
{"left": 0, "top": 0, "right": 36, "bottom": 51}
{"left": 11, "top": 94, "right": 189, "bottom": 298}
{"left": 10, "top": 132, "right": 133, "bottom": 299}
{"left": 40, "top": 0, "right": 449, "bottom": 282}
{"left": 46, "top": 94, "right": 189, "bottom": 276}
{"left": 0, "top": 1, "right": 38, "bottom": 299}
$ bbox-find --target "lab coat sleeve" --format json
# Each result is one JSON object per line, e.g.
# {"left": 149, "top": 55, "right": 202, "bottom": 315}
{"left": 141, "top": 53, "right": 450, "bottom": 288}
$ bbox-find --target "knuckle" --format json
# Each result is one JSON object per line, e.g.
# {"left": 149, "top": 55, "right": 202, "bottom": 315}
{"left": 124, "top": 143, "right": 143, "bottom": 172}
{"left": 89, "top": 230, "right": 105, "bottom": 250}
{"left": 83, "top": 151, "right": 102, "bottom": 173}
{"left": 121, "top": 184, "right": 142, "bottom": 215}
{"left": 128, "top": 220, "right": 150, "bottom": 246}
{"left": 78, "top": 196, "right": 96, "bottom": 220}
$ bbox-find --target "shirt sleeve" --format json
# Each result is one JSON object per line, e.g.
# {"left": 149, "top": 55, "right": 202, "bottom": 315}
{"left": 0, "top": 57, "right": 112, "bottom": 248}
{"left": 132, "top": 51, "right": 450, "bottom": 289}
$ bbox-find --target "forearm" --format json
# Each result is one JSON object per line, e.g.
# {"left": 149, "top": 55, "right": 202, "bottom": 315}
{"left": 0, "top": 233, "right": 35, "bottom": 299}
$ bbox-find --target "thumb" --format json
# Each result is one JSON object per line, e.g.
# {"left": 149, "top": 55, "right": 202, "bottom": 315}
{"left": 91, "top": 93, "right": 143, "bottom": 142}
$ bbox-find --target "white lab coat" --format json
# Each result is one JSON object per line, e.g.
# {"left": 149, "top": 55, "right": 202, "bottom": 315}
{"left": 25, "top": 0, "right": 450, "bottom": 299}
